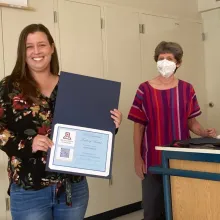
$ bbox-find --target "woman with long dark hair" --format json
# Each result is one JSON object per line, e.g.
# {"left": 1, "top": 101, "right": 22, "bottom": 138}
{"left": 0, "top": 23, "right": 122, "bottom": 220}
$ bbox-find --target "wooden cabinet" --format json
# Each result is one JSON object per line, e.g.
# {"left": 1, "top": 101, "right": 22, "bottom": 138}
{"left": 56, "top": 1, "right": 110, "bottom": 217}
{"left": 57, "top": 1, "right": 206, "bottom": 216}
{"left": 201, "top": 9, "right": 220, "bottom": 132}
{"left": 57, "top": 0, "right": 104, "bottom": 78}
{"left": 0, "top": 1, "right": 55, "bottom": 219}
{"left": 103, "top": 6, "right": 142, "bottom": 209}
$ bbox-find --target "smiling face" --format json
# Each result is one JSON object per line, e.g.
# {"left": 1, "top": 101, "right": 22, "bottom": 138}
{"left": 26, "top": 31, "right": 54, "bottom": 74}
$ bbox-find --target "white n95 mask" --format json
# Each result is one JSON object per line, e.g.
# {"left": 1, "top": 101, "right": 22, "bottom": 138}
{"left": 157, "top": 59, "right": 176, "bottom": 78}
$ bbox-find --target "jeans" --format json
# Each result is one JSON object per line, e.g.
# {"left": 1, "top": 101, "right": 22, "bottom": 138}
{"left": 10, "top": 178, "right": 89, "bottom": 220}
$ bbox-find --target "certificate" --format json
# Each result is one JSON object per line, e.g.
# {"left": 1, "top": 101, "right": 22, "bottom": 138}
{"left": 48, "top": 123, "right": 113, "bottom": 177}
{"left": 46, "top": 71, "right": 121, "bottom": 178}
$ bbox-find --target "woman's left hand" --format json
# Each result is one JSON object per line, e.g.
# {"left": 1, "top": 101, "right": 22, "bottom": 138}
{"left": 110, "top": 109, "right": 122, "bottom": 128}
{"left": 206, "top": 128, "right": 217, "bottom": 138}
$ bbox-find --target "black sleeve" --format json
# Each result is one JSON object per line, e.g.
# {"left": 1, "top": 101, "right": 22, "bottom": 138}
{"left": 115, "top": 128, "right": 119, "bottom": 135}
{"left": 0, "top": 79, "right": 35, "bottom": 158}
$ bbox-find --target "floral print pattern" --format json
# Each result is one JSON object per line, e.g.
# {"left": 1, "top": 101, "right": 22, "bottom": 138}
{"left": 0, "top": 78, "right": 83, "bottom": 204}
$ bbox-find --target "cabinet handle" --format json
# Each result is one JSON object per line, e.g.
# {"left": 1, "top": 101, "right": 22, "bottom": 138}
{"left": 209, "top": 102, "right": 214, "bottom": 108}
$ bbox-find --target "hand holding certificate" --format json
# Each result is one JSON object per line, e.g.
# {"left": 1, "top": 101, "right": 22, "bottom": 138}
{"left": 46, "top": 72, "right": 121, "bottom": 178}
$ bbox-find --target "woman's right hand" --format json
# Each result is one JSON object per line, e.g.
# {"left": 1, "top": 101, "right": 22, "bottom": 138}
{"left": 134, "top": 156, "right": 146, "bottom": 180}
{"left": 32, "top": 135, "right": 53, "bottom": 153}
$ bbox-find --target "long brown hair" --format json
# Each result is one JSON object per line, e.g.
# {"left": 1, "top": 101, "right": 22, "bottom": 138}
{"left": 6, "top": 23, "right": 59, "bottom": 103}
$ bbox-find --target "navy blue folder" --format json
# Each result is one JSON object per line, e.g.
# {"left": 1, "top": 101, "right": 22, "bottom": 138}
{"left": 46, "top": 71, "right": 121, "bottom": 178}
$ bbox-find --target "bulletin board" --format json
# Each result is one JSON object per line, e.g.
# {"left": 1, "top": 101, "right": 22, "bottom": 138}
{"left": 0, "top": 0, "right": 27, "bottom": 6}
{"left": 0, "top": 0, "right": 34, "bottom": 10}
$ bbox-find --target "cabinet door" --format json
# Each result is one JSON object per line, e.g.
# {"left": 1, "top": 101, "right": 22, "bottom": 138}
{"left": 140, "top": 14, "right": 179, "bottom": 81}
{"left": 202, "top": 9, "right": 220, "bottom": 131}
{"left": 57, "top": 1, "right": 109, "bottom": 217}
{"left": 1, "top": 0, "right": 55, "bottom": 77}
{"left": 58, "top": 0, "right": 104, "bottom": 78}
{"left": 103, "top": 6, "right": 142, "bottom": 209}
{"left": 0, "top": 9, "right": 4, "bottom": 81}
{"left": 1, "top": 1, "right": 55, "bottom": 219}
{"left": 175, "top": 21, "right": 206, "bottom": 118}
{"left": 0, "top": 7, "right": 9, "bottom": 220}
{"left": 198, "top": 0, "right": 220, "bottom": 12}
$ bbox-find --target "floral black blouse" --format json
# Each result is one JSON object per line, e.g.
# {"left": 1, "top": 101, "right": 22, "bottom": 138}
{"left": 0, "top": 78, "right": 84, "bottom": 205}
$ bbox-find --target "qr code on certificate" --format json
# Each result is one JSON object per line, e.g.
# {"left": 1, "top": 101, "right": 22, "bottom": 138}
{"left": 60, "top": 148, "right": 70, "bottom": 158}
{"left": 56, "top": 147, "right": 73, "bottom": 161}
